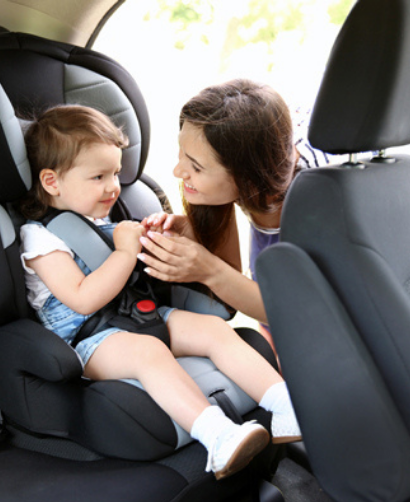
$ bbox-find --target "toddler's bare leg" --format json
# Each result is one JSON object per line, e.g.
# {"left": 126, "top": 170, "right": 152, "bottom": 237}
{"left": 84, "top": 331, "right": 210, "bottom": 432}
{"left": 168, "top": 311, "right": 283, "bottom": 403}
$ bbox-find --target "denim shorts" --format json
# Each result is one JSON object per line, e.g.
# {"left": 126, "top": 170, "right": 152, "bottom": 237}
{"left": 75, "top": 287, "right": 230, "bottom": 366}
{"left": 75, "top": 306, "right": 175, "bottom": 366}
{"left": 48, "top": 283, "right": 230, "bottom": 366}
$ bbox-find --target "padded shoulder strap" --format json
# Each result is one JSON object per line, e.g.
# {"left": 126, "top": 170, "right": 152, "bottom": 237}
{"left": 43, "top": 210, "right": 114, "bottom": 272}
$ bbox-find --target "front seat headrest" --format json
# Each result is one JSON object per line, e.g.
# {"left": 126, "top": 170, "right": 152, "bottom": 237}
{"left": 308, "top": 0, "right": 410, "bottom": 154}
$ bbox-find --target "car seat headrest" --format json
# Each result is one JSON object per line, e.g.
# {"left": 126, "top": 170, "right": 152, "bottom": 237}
{"left": 0, "top": 84, "right": 31, "bottom": 203}
{"left": 0, "top": 32, "right": 149, "bottom": 186}
{"left": 308, "top": 0, "right": 410, "bottom": 154}
{"left": 64, "top": 64, "right": 143, "bottom": 185}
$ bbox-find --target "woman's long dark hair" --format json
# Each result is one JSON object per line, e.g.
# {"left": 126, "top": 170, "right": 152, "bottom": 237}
{"left": 179, "top": 79, "right": 298, "bottom": 253}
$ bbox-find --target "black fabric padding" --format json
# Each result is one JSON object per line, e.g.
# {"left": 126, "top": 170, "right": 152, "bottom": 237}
{"left": 0, "top": 50, "right": 65, "bottom": 114}
{"left": 0, "top": 319, "right": 83, "bottom": 383}
{"left": 82, "top": 381, "right": 179, "bottom": 460}
{"left": 5, "top": 242, "right": 30, "bottom": 319}
{"left": 0, "top": 243, "right": 29, "bottom": 324}
{"left": 0, "top": 319, "right": 179, "bottom": 460}
{"left": 0, "top": 444, "right": 187, "bottom": 502}
{"left": 0, "top": 246, "right": 18, "bottom": 325}
{"left": 235, "top": 327, "right": 278, "bottom": 370}
{"left": 256, "top": 243, "right": 410, "bottom": 502}
{"left": 0, "top": 124, "right": 27, "bottom": 202}
{"left": 309, "top": 0, "right": 410, "bottom": 153}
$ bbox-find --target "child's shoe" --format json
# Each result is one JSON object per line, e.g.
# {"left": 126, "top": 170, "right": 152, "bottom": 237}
{"left": 206, "top": 421, "right": 269, "bottom": 480}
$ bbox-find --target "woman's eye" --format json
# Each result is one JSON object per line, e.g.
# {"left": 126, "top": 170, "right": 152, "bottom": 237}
{"left": 192, "top": 163, "right": 201, "bottom": 173}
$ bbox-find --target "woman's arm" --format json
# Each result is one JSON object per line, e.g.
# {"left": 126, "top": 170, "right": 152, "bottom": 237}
{"left": 138, "top": 232, "right": 267, "bottom": 323}
{"left": 27, "top": 221, "right": 144, "bottom": 316}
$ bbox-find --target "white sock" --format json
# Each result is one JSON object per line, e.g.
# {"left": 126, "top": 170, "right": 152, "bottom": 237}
{"left": 191, "top": 405, "right": 234, "bottom": 451}
{"left": 259, "top": 382, "right": 293, "bottom": 414}
{"left": 260, "top": 382, "right": 301, "bottom": 439}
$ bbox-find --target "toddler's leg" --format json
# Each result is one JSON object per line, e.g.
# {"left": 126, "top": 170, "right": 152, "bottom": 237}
{"left": 85, "top": 331, "right": 207, "bottom": 431}
{"left": 168, "top": 311, "right": 301, "bottom": 443}
{"left": 84, "top": 331, "right": 269, "bottom": 478}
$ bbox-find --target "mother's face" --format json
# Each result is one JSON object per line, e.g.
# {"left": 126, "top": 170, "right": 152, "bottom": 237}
{"left": 173, "top": 121, "right": 239, "bottom": 206}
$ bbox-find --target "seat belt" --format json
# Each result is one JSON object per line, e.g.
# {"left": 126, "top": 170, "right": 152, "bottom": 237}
{"left": 40, "top": 208, "right": 171, "bottom": 347}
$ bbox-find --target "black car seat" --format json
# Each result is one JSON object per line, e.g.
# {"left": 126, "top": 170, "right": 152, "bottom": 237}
{"left": 0, "top": 30, "right": 283, "bottom": 502}
{"left": 255, "top": 0, "right": 410, "bottom": 501}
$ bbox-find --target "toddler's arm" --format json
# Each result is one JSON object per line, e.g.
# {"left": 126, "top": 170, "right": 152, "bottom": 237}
{"left": 26, "top": 221, "right": 146, "bottom": 316}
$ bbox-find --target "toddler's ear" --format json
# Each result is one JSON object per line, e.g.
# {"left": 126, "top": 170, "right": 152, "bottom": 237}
{"left": 40, "top": 169, "right": 59, "bottom": 196}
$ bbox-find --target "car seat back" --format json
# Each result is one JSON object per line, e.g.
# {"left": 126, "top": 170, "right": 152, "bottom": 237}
{"left": 281, "top": 162, "right": 410, "bottom": 426}
{"left": 283, "top": 0, "right": 410, "bottom": 428}
{"left": 256, "top": 0, "right": 410, "bottom": 500}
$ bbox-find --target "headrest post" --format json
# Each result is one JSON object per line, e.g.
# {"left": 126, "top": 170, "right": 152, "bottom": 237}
{"left": 341, "top": 153, "right": 365, "bottom": 170}
{"left": 349, "top": 153, "right": 358, "bottom": 164}
{"left": 370, "top": 150, "right": 396, "bottom": 164}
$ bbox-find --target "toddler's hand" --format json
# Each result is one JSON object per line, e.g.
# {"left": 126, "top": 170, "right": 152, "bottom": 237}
{"left": 141, "top": 212, "right": 173, "bottom": 234}
{"left": 113, "top": 220, "right": 146, "bottom": 257}
{"left": 142, "top": 212, "right": 195, "bottom": 239}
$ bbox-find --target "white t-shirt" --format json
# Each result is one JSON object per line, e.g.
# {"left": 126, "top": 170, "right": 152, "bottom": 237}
{"left": 20, "top": 223, "right": 74, "bottom": 310}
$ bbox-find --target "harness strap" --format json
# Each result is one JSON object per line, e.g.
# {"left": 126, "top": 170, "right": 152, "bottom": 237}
{"left": 42, "top": 209, "right": 114, "bottom": 271}
{"left": 40, "top": 208, "right": 171, "bottom": 348}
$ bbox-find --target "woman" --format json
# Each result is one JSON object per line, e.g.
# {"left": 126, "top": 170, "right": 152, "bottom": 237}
{"left": 139, "top": 79, "right": 306, "bottom": 348}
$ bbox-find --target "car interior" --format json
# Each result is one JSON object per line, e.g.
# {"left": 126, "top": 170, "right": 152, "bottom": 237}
{"left": 0, "top": 0, "right": 407, "bottom": 501}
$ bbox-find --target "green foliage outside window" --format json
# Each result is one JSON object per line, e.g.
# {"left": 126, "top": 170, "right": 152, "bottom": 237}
{"left": 148, "top": 0, "right": 356, "bottom": 50}
{"left": 328, "top": 0, "right": 356, "bottom": 24}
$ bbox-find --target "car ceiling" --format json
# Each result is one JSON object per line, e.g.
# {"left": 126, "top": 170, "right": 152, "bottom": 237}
{"left": 0, "top": 0, "right": 126, "bottom": 48}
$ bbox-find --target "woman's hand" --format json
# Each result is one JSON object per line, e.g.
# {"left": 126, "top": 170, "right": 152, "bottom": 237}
{"left": 141, "top": 213, "right": 196, "bottom": 241}
{"left": 138, "top": 231, "right": 213, "bottom": 283}
{"left": 138, "top": 230, "right": 268, "bottom": 323}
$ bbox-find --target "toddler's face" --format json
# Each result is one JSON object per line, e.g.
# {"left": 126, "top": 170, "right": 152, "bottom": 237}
{"left": 50, "top": 142, "right": 122, "bottom": 219}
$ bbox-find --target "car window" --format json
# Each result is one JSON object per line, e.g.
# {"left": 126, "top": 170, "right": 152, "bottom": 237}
{"left": 94, "top": 0, "right": 356, "bottom": 330}
{"left": 95, "top": 0, "right": 355, "bottom": 212}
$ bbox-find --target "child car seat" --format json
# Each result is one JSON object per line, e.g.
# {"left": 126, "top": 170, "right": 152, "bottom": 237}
{"left": 0, "top": 29, "right": 284, "bottom": 502}
{"left": 0, "top": 30, "right": 279, "bottom": 458}
{"left": 256, "top": 0, "right": 410, "bottom": 501}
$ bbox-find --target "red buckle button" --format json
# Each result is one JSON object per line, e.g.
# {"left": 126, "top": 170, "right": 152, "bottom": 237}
{"left": 136, "top": 300, "right": 156, "bottom": 313}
